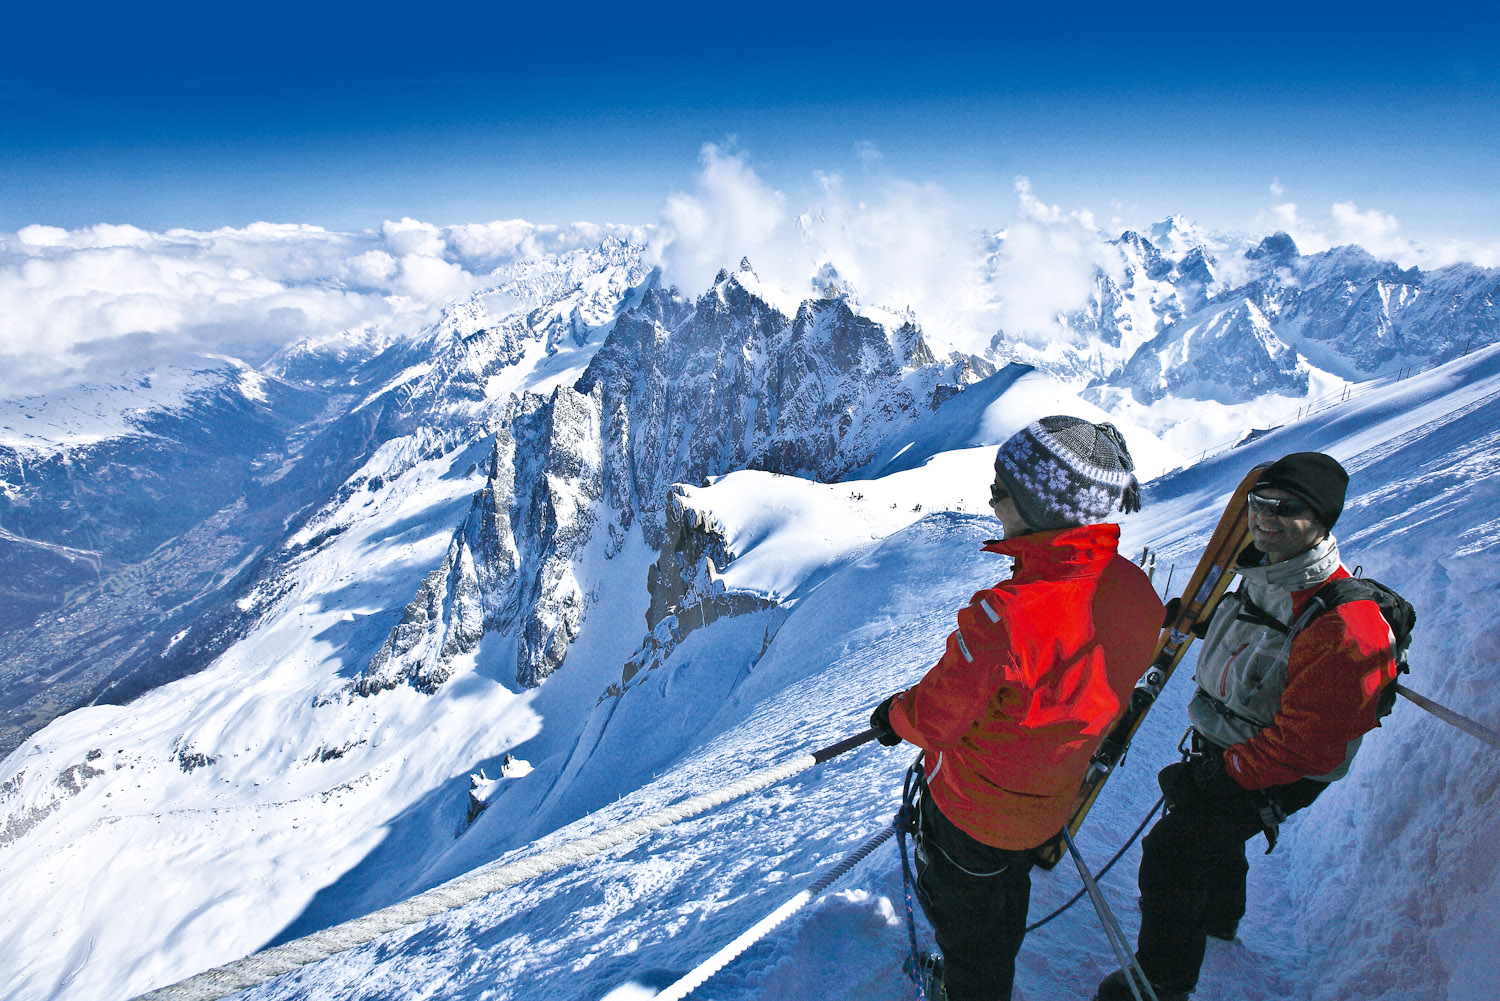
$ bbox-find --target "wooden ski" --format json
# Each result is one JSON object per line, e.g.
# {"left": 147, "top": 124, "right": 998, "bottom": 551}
{"left": 1036, "top": 465, "right": 1263, "bottom": 868}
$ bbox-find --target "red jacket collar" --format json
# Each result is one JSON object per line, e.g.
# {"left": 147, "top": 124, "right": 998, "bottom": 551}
{"left": 982, "top": 523, "right": 1122, "bottom": 581}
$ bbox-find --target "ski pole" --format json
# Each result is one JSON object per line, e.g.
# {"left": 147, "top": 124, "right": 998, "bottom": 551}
{"left": 1062, "top": 828, "right": 1159, "bottom": 1001}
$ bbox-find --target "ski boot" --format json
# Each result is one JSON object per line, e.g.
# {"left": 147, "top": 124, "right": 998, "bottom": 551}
{"left": 1093, "top": 966, "right": 1191, "bottom": 1001}
{"left": 902, "top": 950, "right": 948, "bottom": 1000}
{"left": 1204, "top": 918, "right": 1239, "bottom": 942}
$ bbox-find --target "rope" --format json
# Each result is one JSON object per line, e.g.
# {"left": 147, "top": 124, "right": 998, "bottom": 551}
{"left": 1062, "top": 828, "right": 1159, "bottom": 1001}
{"left": 128, "top": 728, "right": 880, "bottom": 1001}
{"left": 897, "top": 756, "right": 929, "bottom": 1001}
{"left": 652, "top": 822, "right": 896, "bottom": 1001}
{"left": 897, "top": 807, "right": 929, "bottom": 1001}
{"left": 1396, "top": 685, "right": 1500, "bottom": 750}
{"left": 1026, "top": 795, "right": 1165, "bottom": 933}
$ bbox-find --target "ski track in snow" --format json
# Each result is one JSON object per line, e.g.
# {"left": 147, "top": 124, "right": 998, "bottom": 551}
{"left": 4, "top": 345, "right": 1500, "bottom": 1001}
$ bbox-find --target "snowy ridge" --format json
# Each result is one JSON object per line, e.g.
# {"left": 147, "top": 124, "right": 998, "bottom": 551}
{"left": 0, "top": 357, "right": 261, "bottom": 451}
{"left": 994, "top": 225, "right": 1500, "bottom": 454}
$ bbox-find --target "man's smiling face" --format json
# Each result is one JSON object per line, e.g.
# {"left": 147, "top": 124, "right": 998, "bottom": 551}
{"left": 1248, "top": 488, "right": 1327, "bottom": 564}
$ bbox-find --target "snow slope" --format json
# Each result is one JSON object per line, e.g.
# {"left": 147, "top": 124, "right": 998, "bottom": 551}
{"left": 854, "top": 362, "right": 1182, "bottom": 482}
{"left": 0, "top": 358, "right": 264, "bottom": 452}
{"left": 239, "top": 344, "right": 1499, "bottom": 1001}
{"left": 0, "top": 356, "right": 1127, "bottom": 1000}
{"left": 2, "top": 344, "right": 1498, "bottom": 1001}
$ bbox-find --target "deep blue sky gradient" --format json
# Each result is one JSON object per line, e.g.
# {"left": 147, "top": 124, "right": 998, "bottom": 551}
{"left": 5, "top": 0, "right": 1497, "bottom": 241}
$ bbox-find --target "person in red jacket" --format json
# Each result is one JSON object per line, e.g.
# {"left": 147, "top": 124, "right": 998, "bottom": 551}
{"left": 869, "top": 416, "right": 1165, "bottom": 1001}
{"left": 1094, "top": 452, "right": 1401, "bottom": 1001}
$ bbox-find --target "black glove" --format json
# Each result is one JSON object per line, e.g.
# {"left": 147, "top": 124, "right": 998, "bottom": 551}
{"left": 1158, "top": 750, "right": 1242, "bottom": 809}
{"left": 870, "top": 694, "right": 903, "bottom": 746}
{"left": 1161, "top": 595, "right": 1212, "bottom": 637}
{"left": 1161, "top": 596, "right": 1182, "bottom": 628}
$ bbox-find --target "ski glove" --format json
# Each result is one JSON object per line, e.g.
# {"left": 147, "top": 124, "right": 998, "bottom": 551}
{"left": 1160, "top": 596, "right": 1211, "bottom": 637}
{"left": 870, "top": 694, "right": 903, "bottom": 746}
{"left": 1158, "top": 752, "right": 1242, "bottom": 809}
{"left": 1161, "top": 596, "right": 1181, "bottom": 628}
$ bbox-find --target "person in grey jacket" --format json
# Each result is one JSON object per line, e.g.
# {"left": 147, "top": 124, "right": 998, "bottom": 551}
{"left": 1095, "top": 452, "right": 1399, "bottom": 1001}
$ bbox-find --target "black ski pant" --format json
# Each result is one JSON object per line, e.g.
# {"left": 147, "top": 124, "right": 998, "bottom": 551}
{"left": 1133, "top": 775, "right": 1325, "bottom": 993}
{"left": 914, "top": 794, "right": 1036, "bottom": 1001}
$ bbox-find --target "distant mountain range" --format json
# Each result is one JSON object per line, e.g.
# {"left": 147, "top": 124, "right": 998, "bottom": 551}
{"left": 0, "top": 224, "right": 1495, "bottom": 755}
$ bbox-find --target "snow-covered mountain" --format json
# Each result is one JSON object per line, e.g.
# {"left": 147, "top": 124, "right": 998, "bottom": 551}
{"left": 1, "top": 223, "right": 1498, "bottom": 1001}
{"left": 1099, "top": 233, "right": 1497, "bottom": 402}
{"left": 1000, "top": 226, "right": 1500, "bottom": 454}
{"left": 0, "top": 239, "right": 653, "bottom": 756}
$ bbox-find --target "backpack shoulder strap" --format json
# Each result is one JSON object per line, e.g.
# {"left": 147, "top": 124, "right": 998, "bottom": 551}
{"left": 1234, "top": 591, "right": 1291, "bottom": 634}
{"left": 1291, "top": 575, "right": 1416, "bottom": 721}
{"left": 1303, "top": 577, "right": 1416, "bottom": 645}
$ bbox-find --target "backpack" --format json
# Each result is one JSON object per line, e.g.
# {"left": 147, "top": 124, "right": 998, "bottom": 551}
{"left": 1290, "top": 573, "right": 1416, "bottom": 721}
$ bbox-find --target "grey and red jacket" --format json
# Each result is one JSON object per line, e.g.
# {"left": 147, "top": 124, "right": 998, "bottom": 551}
{"left": 888, "top": 523, "right": 1164, "bottom": 851}
{"left": 1188, "top": 535, "right": 1400, "bottom": 789}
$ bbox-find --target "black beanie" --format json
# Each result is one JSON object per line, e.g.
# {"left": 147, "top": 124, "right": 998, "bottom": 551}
{"left": 1256, "top": 452, "right": 1349, "bottom": 529}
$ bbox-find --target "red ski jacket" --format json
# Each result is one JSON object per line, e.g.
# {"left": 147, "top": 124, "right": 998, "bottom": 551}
{"left": 888, "top": 523, "right": 1164, "bottom": 851}
{"left": 1216, "top": 563, "right": 1401, "bottom": 789}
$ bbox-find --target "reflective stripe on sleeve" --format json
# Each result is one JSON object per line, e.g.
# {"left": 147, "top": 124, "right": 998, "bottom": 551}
{"left": 953, "top": 628, "right": 974, "bottom": 663}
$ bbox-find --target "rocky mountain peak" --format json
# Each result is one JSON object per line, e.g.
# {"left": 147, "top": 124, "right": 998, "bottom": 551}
{"left": 1246, "top": 231, "right": 1300, "bottom": 265}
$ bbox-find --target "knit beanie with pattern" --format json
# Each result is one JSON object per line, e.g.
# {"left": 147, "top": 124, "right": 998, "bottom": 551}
{"left": 993, "top": 416, "right": 1142, "bottom": 531}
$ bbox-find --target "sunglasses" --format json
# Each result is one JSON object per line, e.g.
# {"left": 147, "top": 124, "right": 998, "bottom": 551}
{"left": 1247, "top": 492, "right": 1312, "bottom": 518}
{"left": 989, "top": 483, "right": 1011, "bottom": 504}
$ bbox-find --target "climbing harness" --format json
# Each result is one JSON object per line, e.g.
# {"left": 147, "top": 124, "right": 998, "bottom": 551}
{"left": 893, "top": 748, "right": 1168, "bottom": 998}
{"left": 128, "top": 728, "right": 881, "bottom": 1001}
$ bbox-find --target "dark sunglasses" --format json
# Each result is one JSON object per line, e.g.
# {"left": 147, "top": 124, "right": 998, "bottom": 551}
{"left": 1247, "top": 492, "right": 1311, "bottom": 518}
{"left": 989, "top": 482, "right": 1010, "bottom": 504}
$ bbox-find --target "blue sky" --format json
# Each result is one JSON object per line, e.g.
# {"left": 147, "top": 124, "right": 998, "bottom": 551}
{"left": 4, "top": 0, "right": 1499, "bottom": 244}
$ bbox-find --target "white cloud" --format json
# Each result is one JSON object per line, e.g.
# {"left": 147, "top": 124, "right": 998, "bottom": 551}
{"left": 0, "top": 218, "right": 632, "bottom": 401}
{"left": 446, "top": 220, "right": 546, "bottom": 263}
{"left": 990, "top": 178, "right": 1121, "bottom": 347}
{"left": 445, "top": 219, "right": 649, "bottom": 273}
{"left": 1255, "top": 190, "right": 1500, "bottom": 269}
{"left": 1267, "top": 200, "right": 1303, "bottom": 240}
{"left": 381, "top": 217, "right": 449, "bottom": 259}
{"left": 801, "top": 172, "right": 999, "bottom": 348}
{"left": 1330, "top": 201, "right": 1402, "bottom": 253}
{"left": 652, "top": 143, "right": 807, "bottom": 307}
{"left": 650, "top": 147, "right": 1120, "bottom": 354}
{"left": 391, "top": 253, "right": 471, "bottom": 301}
{"left": 0, "top": 234, "right": 388, "bottom": 400}
{"left": 344, "top": 249, "right": 400, "bottom": 288}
